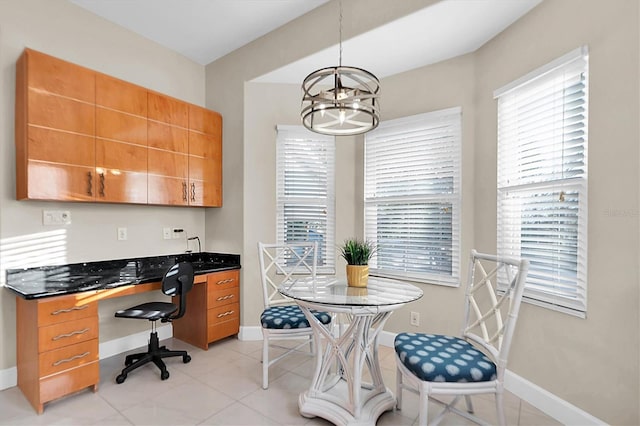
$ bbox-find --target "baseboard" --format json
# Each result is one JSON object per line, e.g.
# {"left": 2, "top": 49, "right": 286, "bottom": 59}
{"left": 238, "top": 325, "right": 263, "bottom": 341}
{"left": 99, "top": 324, "right": 173, "bottom": 359}
{"left": 503, "top": 370, "right": 604, "bottom": 425}
{"left": 0, "top": 366, "right": 17, "bottom": 391}
{"left": 379, "top": 331, "right": 603, "bottom": 425}
{"left": 0, "top": 325, "right": 174, "bottom": 391}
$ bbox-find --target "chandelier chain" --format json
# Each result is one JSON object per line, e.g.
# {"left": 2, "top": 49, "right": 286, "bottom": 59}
{"left": 339, "top": 0, "right": 343, "bottom": 67}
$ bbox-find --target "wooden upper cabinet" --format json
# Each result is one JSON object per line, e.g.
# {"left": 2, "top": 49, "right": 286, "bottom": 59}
{"left": 148, "top": 91, "right": 188, "bottom": 128}
{"left": 15, "top": 48, "right": 222, "bottom": 207}
{"left": 188, "top": 105, "right": 223, "bottom": 207}
{"left": 96, "top": 73, "right": 147, "bottom": 117}
{"left": 16, "top": 49, "right": 96, "bottom": 201}
{"left": 147, "top": 94, "right": 190, "bottom": 206}
{"left": 25, "top": 49, "right": 94, "bottom": 102}
{"left": 95, "top": 73, "right": 148, "bottom": 204}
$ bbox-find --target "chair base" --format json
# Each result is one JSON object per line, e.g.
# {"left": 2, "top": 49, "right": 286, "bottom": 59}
{"left": 115, "top": 331, "right": 191, "bottom": 384}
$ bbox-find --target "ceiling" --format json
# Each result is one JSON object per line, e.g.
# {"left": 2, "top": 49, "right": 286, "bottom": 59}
{"left": 69, "top": 0, "right": 542, "bottom": 84}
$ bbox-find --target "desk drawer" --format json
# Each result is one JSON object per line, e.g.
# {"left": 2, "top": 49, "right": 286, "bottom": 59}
{"left": 207, "top": 286, "right": 239, "bottom": 309}
{"left": 207, "top": 270, "right": 238, "bottom": 290}
{"left": 207, "top": 304, "right": 239, "bottom": 342}
{"left": 37, "top": 296, "right": 97, "bottom": 326}
{"left": 38, "top": 316, "right": 98, "bottom": 352}
{"left": 39, "top": 338, "right": 98, "bottom": 378}
{"left": 39, "top": 361, "right": 99, "bottom": 406}
{"left": 207, "top": 303, "right": 239, "bottom": 326}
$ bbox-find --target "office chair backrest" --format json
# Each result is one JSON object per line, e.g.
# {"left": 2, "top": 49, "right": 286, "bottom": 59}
{"left": 462, "top": 250, "right": 529, "bottom": 379}
{"left": 258, "top": 242, "right": 317, "bottom": 308}
{"left": 162, "top": 262, "right": 194, "bottom": 321}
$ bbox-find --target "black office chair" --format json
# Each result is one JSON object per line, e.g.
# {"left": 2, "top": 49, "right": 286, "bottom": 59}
{"left": 114, "top": 262, "right": 194, "bottom": 384}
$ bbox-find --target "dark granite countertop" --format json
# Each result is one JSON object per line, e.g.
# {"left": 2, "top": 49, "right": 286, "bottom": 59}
{"left": 4, "top": 252, "right": 241, "bottom": 300}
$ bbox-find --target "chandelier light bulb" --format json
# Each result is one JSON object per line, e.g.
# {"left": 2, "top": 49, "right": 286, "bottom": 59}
{"left": 339, "top": 109, "right": 346, "bottom": 125}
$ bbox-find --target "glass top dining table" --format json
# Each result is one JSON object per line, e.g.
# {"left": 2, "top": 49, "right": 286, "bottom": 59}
{"left": 278, "top": 275, "right": 423, "bottom": 425}
{"left": 278, "top": 275, "right": 423, "bottom": 310}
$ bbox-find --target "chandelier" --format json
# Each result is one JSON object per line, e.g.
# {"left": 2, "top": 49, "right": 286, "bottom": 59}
{"left": 301, "top": 0, "right": 380, "bottom": 136}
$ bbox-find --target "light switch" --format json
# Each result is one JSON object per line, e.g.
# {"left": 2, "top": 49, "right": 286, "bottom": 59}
{"left": 117, "top": 227, "right": 128, "bottom": 241}
{"left": 43, "top": 210, "right": 71, "bottom": 226}
{"left": 163, "top": 227, "right": 172, "bottom": 240}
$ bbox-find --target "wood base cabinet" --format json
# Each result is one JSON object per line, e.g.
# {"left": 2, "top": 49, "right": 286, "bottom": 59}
{"left": 173, "top": 270, "right": 240, "bottom": 350}
{"left": 16, "top": 294, "right": 99, "bottom": 414}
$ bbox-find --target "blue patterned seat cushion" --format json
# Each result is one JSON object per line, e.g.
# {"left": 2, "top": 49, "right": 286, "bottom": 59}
{"left": 261, "top": 305, "right": 331, "bottom": 329}
{"left": 395, "top": 333, "right": 497, "bottom": 383}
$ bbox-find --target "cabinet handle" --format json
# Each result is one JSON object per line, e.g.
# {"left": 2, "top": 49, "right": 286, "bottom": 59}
{"left": 87, "top": 172, "right": 93, "bottom": 196}
{"left": 216, "top": 294, "right": 234, "bottom": 301}
{"left": 217, "top": 310, "right": 235, "bottom": 318}
{"left": 99, "top": 172, "right": 105, "bottom": 197}
{"left": 182, "top": 182, "right": 188, "bottom": 201}
{"left": 216, "top": 278, "right": 235, "bottom": 285}
{"left": 52, "top": 351, "right": 90, "bottom": 366}
{"left": 191, "top": 183, "right": 196, "bottom": 202}
{"left": 51, "top": 305, "right": 89, "bottom": 316}
{"left": 52, "top": 328, "right": 90, "bottom": 341}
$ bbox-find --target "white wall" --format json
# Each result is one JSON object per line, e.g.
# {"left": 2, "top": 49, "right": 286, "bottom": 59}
{"left": 0, "top": 0, "right": 208, "bottom": 370}
{"left": 473, "top": 0, "right": 639, "bottom": 423}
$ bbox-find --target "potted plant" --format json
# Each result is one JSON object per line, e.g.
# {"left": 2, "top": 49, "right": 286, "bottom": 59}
{"left": 340, "top": 238, "right": 376, "bottom": 287}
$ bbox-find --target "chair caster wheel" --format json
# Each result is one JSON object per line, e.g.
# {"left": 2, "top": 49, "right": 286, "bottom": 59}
{"left": 116, "top": 374, "right": 126, "bottom": 384}
{"left": 183, "top": 354, "right": 191, "bottom": 363}
{"left": 161, "top": 370, "right": 170, "bottom": 380}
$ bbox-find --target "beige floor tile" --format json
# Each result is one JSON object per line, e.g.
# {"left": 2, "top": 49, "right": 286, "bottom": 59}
{"left": 0, "top": 337, "right": 569, "bottom": 426}
{"left": 200, "top": 401, "right": 281, "bottom": 425}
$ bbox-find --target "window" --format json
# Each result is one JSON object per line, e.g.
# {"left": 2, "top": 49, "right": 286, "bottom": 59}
{"left": 495, "top": 46, "right": 588, "bottom": 317}
{"left": 276, "top": 125, "right": 335, "bottom": 273}
{"left": 364, "top": 108, "right": 462, "bottom": 285}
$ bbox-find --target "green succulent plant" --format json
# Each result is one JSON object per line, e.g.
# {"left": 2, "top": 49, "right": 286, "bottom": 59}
{"left": 339, "top": 238, "right": 376, "bottom": 265}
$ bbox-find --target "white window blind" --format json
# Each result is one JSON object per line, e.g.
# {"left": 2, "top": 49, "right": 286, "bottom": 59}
{"left": 276, "top": 125, "right": 335, "bottom": 273}
{"left": 364, "top": 108, "right": 461, "bottom": 285}
{"left": 495, "top": 46, "right": 588, "bottom": 317}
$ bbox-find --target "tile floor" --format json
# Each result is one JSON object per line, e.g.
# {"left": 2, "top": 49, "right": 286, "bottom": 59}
{"left": 0, "top": 337, "right": 560, "bottom": 425}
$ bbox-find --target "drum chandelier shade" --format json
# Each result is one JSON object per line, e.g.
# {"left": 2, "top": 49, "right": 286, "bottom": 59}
{"left": 300, "top": 1, "right": 380, "bottom": 136}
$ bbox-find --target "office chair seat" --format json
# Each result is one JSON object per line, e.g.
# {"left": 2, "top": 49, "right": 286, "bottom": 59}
{"left": 260, "top": 305, "right": 331, "bottom": 329}
{"left": 115, "top": 302, "right": 178, "bottom": 321}
{"left": 395, "top": 333, "right": 497, "bottom": 383}
{"left": 114, "top": 262, "right": 194, "bottom": 384}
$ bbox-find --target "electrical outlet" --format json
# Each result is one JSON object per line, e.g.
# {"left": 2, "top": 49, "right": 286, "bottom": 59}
{"left": 410, "top": 311, "right": 420, "bottom": 327}
{"left": 163, "top": 227, "right": 172, "bottom": 240}
{"left": 117, "top": 227, "right": 128, "bottom": 241}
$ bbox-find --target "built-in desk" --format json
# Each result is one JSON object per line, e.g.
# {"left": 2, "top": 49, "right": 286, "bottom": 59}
{"left": 5, "top": 252, "right": 241, "bottom": 414}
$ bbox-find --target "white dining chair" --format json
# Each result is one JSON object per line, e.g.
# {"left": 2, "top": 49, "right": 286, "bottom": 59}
{"left": 394, "top": 249, "right": 529, "bottom": 425}
{"left": 257, "top": 241, "right": 331, "bottom": 389}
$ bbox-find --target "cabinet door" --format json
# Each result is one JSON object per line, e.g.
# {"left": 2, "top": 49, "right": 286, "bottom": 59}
{"left": 95, "top": 139, "right": 147, "bottom": 204}
{"left": 147, "top": 120, "right": 189, "bottom": 205}
{"left": 148, "top": 91, "right": 188, "bottom": 128}
{"left": 16, "top": 49, "right": 96, "bottom": 202}
{"left": 96, "top": 73, "right": 147, "bottom": 117}
{"left": 25, "top": 127, "right": 96, "bottom": 201}
{"left": 26, "top": 49, "right": 94, "bottom": 102}
{"left": 188, "top": 105, "right": 222, "bottom": 207}
{"left": 95, "top": 74, "right": 148, "bottom": 204}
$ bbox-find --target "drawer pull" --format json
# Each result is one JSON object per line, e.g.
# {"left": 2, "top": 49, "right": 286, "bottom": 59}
{"left": 51, "top": 305, "right": 89, "bottom": 315}
{"left": 215, "top": 278, "right": 235, "bottom": 285}
{"left": 52, "top": 328, "right": 90, "bottom": 341}
{"left": 216, "top": 294, "right": 234, "bottom": 301}
{"left": 217, "top": 310, "right": 235, "bottom": 318}
{"left": 52, "top": 351, "right": 90, "bottom": 366}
